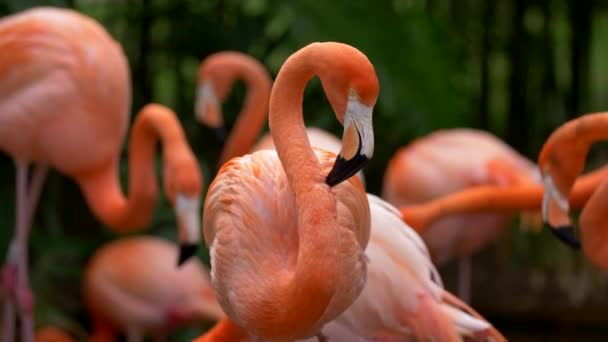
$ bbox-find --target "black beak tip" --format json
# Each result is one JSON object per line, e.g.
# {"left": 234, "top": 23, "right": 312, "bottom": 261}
{"left": 199, "top": 122, "right": 227, "bottom": 145}
{"left": 547, "top": 224, "right": 581, "bottom": 249}
{"left": 211, "top": 126, "right": 227, "bottom": 143}
{"left": 177, "top": 243, "right": 198, "bottom": 267}
{"left": 325, "top": 154, "right": 369, "bottom": 187}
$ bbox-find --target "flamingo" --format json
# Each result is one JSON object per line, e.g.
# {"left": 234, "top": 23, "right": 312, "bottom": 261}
{"left": 196, "top": 196, "right": 507, "bottom": 342}
{"left": 538, "top": 112, "right": 608, "bottom": 267}
{"left": 84, "top": 236, "right": 225, "bottom": 342}
{"left": 194, "top": 51, "right": 366, "bottom": 185}
{"left": 194, "top": 51, "right": 272, "bottom": 166}
{"left": 382, "top": 128, "right": 540, "bottom": 302}
{"left": 200, "top": 42, "right": 378, "bottom": 341}
{"left": 0, "top": 8, "right": 201, "bottom": 341}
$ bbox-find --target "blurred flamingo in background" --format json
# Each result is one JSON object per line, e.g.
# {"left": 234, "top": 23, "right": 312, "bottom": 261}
{"left": 539, "top": 112, "right": 608, "bottom": 268}
{"left": 0, "top": 8, "right": 201, "bottom": 341}
{"left": 194, "top": 51, "right": 272, "bottom": 166}
{"left": 84, "top": 236, "right": 225, "bottom": 342}
{"left": 382, "top": 128, "right": 540, "bottom": 302}
{"left": 199, "top": 42, "right": 378, "bottom": 341}
{"left": 194, "top": 51, "right": 366, "bottom": 185}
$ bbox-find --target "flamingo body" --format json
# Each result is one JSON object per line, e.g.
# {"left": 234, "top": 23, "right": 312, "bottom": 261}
{"left": 84, "top": 236, "right": 224, "bottom": 340}
{"left": 0, "top": 7, "right": 130, "bottom": 174}
{"left": 383, "top": 129, "right": 537, "bottom": 263}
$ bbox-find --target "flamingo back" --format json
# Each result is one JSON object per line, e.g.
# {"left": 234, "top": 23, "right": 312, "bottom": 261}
{"left": 0, "top": 7, "right": 130, "bottom": 174}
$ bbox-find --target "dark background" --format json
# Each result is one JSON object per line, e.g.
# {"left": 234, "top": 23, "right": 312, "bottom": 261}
{"left": 1, "top": 0, "right": 608, "bottom": 340}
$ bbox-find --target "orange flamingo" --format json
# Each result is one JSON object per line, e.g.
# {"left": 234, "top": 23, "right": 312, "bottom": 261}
{"left": 84, "top": 236, "right": 225, "bottom": 342}
{"left": 200, "top": 42, "right": 378, "bottom": 341}
{"left": 538, "top": 112, "right": 608, "bottom": 267}
{"left": 194, "top": 51, "right": 366, "bottom": 185}
{"left": 0, "top": 8, "right": 201, "bottom": 341}
{"left": 382, "top": 128, "right": 539, "bottom": 302}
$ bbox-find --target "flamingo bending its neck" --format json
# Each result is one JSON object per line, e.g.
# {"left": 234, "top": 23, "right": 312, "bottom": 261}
{"left": 201, "top": 42, "right": 379, "bottom": 341}
{"left": 0, "top": 8, "right": 201, "bottom": 341}
{"left": 539, "top": 112, "right": 608, "bottom": 267}
{"left": 382, "top": 128, "right": 539, "bottom": 302}
{"left": 195, "top": 51, "right": 272, "bottom": 166}
{"left": 84, "top": 236, "right": 224, "bottom": 342}
{"left": 194, "top": 51, "right": 366, "bottom": 185}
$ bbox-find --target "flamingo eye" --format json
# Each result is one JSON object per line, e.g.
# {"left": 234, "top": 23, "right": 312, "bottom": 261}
{"left": 348, "top": 88, "right": 357, "bottom": 99}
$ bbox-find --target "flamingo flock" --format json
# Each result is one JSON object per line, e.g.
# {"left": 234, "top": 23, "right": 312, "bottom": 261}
{"left": 0, "top": 5, "right": 606, "bottom": 342}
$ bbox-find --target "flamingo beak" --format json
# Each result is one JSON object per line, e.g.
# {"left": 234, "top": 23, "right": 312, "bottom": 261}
{"left": 326, "top": 98, "right": 374, "bottom": 187}
{"left": 175, "top": 194, "right": 202, "bottom": 266}
{"left": 195, "top": 82, "right": 226, "bottom": 145}
{"left": 541, "top": 172, "right": 581, "bottom": 249}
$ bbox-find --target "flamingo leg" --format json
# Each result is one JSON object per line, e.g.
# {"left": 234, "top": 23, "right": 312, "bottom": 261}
{"left": 24, "top": 166, "right": 48, "bottom": 228}
{"left": 2, "top": 163, "right": 47, "bottom": 342}
{"left": 2, "top": 282, "right": 15, "bottom": 342}
{"left": 19, "top": 165, "right": 47, "bottom": 342}
{"left": 457, "top": 256, "right": 472, "bottom": 303}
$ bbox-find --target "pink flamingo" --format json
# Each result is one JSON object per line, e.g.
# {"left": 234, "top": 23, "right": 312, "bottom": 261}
{"left": 539, "top": 112, "right": 608, "bottom": 266}
{"left": 382, "top": 128, "right": 540, "bottom": 302}
{"left": 199, "top": 42, "right": 378, "bottom": 341}
{"left": 0, "top": 8, "right": 201, "bottom": 341}
{"left": 84, "top": 236, "right": 225, "bottom": 342}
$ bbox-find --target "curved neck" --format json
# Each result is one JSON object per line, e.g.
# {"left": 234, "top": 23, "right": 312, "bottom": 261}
{"left": 268, "top": 49, "right": 341, "bottom": 334}
{"left": 540, "top": 113, "right": 608, "bottom": 196}
{"left": 75, "top": 104, "right": 189, "bottom": 231}
{"left": 400, "top": 165, "right": 608, "bottom": 233}
{"left": 218, "top": 65, "right": 272, "bottom": 165}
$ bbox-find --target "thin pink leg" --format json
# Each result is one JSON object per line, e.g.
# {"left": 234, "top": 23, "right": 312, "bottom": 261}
{"left": 2, "top": 276, "right": 15, "bottom": 342}
{"left": 3, "top": 162, "right": 46, "bottom": 342}
{"left": 24, "top": 166, "right": 48, "bottom": 228}
{"left": 457, "top": 256, "right": 472, "bottom": 304}
{"left": 19, "top": 165, "right": 46, "bottom": 342}
{"left": 3, "top": 161, "right": 29, "bottom": 342}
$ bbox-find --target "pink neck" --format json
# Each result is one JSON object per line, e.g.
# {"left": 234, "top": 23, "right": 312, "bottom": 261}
{"left": 218, "top": 63, "right": 272, "bottom": 165}
{"left": 75, "top": 104, "right": 194, "bottom": 231}
{"left": 267, "top": 46, "right": 341, "bottom": 336}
